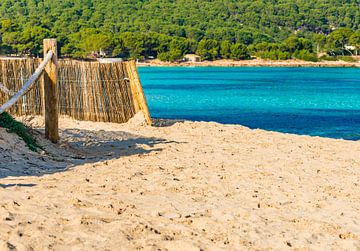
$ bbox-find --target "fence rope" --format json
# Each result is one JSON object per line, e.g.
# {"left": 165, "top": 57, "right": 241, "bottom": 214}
{"left": 0, "top": 50, "right": 54, "bottom": 114}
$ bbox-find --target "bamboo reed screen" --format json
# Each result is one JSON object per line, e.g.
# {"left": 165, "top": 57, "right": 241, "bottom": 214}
{"left": 0, "top": 59, "right": 150, "bottom": 124}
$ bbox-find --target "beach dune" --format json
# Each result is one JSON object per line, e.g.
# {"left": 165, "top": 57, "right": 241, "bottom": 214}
{"left": 0, "top": 114, "right": 360, "bottom": 250}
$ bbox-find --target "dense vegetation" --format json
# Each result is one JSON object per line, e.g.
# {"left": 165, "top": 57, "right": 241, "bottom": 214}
{"left": 0, "top": 0, "right": 359, "bottom": 61}
{"left": 0, "top": 112, "right": 42, "bottom": 151}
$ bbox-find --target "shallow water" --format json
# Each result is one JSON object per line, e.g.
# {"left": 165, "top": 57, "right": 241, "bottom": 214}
{"left": 138, "top": 67, "right": 360, "bottom": 140}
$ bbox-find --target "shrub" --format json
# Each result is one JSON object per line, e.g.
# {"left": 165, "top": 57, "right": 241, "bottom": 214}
{"left": 196, "top": 39, "right": 219, "bottom": 60}
{"left": 158, "top": 49, "right": 183, "bottom": 62}
{"left": 320, "top": 55, "right": 357, "bottom": 62}
{"left": 293, "top": 50, "right": 319, "bottom": 62}
{"left": 157, "top": 52, "right": 170, "bottom": 61}
{"left": 0, "top": 112, "right": 42, "bottom": 151}
{"left": 337, "top": 56, "right": 357, "bottom": 62}
{"left": 319, "top": 55, "right": 338, "bottom": 61}
{"left": 257, "top": 50, "right": 291, "bottom": 60}
{"left": 230, "top": 43, "right": 250, "bottom": 60}
{"left": 277, "top": 51, "right": 291, "bottom": 60}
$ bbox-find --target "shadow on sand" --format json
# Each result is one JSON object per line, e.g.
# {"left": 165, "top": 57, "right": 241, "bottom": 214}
{"left": 151, "top": 118, "right": 186, "bottom": 127}
{"left": 0, "top": 127, "right": 183, "bottom": 181}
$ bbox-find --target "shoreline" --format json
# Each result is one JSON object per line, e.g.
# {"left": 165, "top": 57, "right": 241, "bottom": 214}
{"left": 137, "top": 58, "right": 360, "bottom": 67}
{"left": 151, "top": 118, "right": 359, "bottom": 141}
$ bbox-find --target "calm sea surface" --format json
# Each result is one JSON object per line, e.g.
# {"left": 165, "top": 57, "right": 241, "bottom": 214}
{"left": 138, "top": 67, "right": 360, "bottom": 140}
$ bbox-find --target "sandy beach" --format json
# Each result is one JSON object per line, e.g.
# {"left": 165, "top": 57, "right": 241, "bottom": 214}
{"left": 137, "top": 58, "right": 360, "bottom": 67}
{"left": 1, "top": 114, "right": 360, "bottom": 250}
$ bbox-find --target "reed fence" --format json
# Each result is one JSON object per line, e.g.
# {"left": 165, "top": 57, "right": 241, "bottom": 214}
{"left": 0, "top": 57, "right": 151, "bottom": 125}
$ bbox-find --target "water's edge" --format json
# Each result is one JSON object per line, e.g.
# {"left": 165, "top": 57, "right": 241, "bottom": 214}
{"left": 139, "top": 67, "right": 360, "bottom": 140}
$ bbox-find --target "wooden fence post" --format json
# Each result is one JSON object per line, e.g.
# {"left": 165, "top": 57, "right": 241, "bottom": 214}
{"left": 43, "top": 39, "right": 59, "bottom": 143}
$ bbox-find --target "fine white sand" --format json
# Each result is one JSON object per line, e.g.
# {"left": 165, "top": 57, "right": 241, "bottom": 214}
{"left": 1, "top": 114, "right": 360, "bottom": 250}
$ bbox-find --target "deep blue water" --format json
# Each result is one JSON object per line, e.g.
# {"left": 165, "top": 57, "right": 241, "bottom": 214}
{"left": 138, "top": 67, "right": 360, "bottom": 140}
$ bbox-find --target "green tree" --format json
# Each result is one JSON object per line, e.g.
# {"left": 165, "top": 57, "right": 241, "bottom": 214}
{"left": 327, "top": 28, "right": 354, "bottom": 55}
{"left": 64, "top": 28, "right": 113, "bottom": 58}
{"left": 230, "top": 43, "right": 250, "bottom": 60}
{"left": 283, "top": 37, "right": 302, "bottom": 53}
{"left": 293, "top": 50, "right": 318, "bottom": 62}
{"left": 314, "top": 34, "right": 327, "bottom": 54}
{"left": 0, "top": 19, "right": 15, "bottom": 33}
{"left": 158, "top": 49, "right": 183, "bottom": 62}
{"left": 0, "top": 0, "right": 359, "bottom": 60}
{"left": 298, "top": 38, "right": 313, "bottom": 52}
{"left": 349, "top": 30, "right": 360, "bottom": 55}
{"left": 121, "top": 32, "right": 145, "bottom": 59}
{"left": 111, "top": 35, "right": 126, "bottom": 57}
{"left": 196, "top": 39, "right": 219, "bottom": 60}
{"left": 2, "top": 26, "right": 52, "bottom": 56}
{"left": 169, "top": 37, "right": 190, "bottom": 55}
{"left": 235, "top": 31, "right": 253, "bottom": 45}
{"left": 220, "top": 41, "right": 231, "bottom": 59}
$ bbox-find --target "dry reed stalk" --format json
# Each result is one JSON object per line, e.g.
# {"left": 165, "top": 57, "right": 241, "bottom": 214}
{"left": 126, "top": 60, "right": 152, "bottom": 125}
{"left": 0, "top": 58, "right": 149, "bottom": 124}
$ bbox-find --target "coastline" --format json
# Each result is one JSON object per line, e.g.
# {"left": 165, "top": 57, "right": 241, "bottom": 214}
{"left": 137, "top": 58, "right": 360, "bottom": 67}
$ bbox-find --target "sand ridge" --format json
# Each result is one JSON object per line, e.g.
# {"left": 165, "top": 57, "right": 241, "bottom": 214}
{"left": 0, "top": 114, "right": 360, "bottom": 250}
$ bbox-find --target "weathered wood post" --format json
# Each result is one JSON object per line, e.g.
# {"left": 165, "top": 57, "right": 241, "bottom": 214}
{"left": 43, "top": 39, "right": 59, "bottom": 143}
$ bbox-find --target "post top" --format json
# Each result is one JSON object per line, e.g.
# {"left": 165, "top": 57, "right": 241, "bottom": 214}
{"left": 43, "top": 39, "right": 57, "bottom": 46}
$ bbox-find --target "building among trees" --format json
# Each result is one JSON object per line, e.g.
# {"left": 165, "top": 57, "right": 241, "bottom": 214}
{"left": 184, "top": 54, "right": 201, "bottom": 62}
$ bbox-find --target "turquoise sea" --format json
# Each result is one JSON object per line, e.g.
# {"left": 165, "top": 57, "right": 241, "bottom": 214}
{"left": 138, "top": 67, "right": 360, "bottom": 140}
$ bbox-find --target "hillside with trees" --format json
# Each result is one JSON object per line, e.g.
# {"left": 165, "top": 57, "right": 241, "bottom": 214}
{"left": 0, "top": 0, "right": 359, "bottom": 61}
